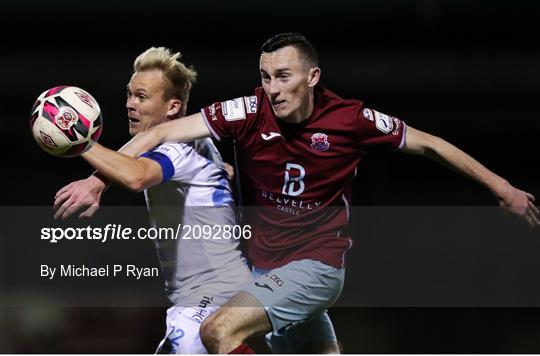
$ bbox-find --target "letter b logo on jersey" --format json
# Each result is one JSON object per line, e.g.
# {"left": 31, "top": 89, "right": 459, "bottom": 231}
{"left": 282, "top": 163, "right": 305, "bottom": 196}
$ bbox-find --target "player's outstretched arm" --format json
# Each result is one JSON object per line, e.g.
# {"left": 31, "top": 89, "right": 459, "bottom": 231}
{"left": 53, "top": 114, "right": 209, "bottom": 220}
{"left": 400, "top": 126, "right": 540, "bottom": 227}
{"left": 53, "top": 173, "right": 109, "bottom": 220}
{"left": 81, "top": 143, "right": 164, "bottom": 193}
{"left": 119, "top": 113, "right": 211, "bottom": 157}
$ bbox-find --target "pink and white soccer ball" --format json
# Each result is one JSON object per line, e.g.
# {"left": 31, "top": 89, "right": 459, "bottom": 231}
{"left": 30, "top": 86, "right": 103, "bottom": 157}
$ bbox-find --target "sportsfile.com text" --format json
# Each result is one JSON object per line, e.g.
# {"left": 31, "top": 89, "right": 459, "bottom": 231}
{"left": 41, "top": 224, "right": 252, "bottom": 243}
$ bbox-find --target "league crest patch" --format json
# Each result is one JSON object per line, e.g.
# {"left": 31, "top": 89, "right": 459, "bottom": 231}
{"left": 310, "top": 132, "right": 330, "bottom": 152}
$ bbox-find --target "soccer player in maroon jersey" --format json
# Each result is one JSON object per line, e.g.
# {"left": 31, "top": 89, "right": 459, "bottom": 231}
{"left": 73, "top": 33, "right": 540, "bottom": 353}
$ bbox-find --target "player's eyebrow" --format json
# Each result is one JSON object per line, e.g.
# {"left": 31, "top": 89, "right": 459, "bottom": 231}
{"left": 275, "top": 68, "right": 291, "bottom": 75}
{"left": 260, "top": 68, "right": 291, "bottom": 76}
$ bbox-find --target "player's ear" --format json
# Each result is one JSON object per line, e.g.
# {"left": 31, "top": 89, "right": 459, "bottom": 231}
{"left": 167, "top": 99, "right": 182, "bottom": 118}
{"left": 307, "top": 67, "right": 321, "bottom": 88}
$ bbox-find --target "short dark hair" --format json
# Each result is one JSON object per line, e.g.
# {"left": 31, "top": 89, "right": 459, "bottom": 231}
{"left": 261, "top": 32, "right": 319, "bottom": 68}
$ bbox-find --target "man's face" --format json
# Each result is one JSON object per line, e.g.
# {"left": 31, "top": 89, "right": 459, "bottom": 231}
{"left": 126, "top": 69, "right": 172, "bottom": 136}
{"left": 259, "top": 46, "right": 317, "bottom": 122}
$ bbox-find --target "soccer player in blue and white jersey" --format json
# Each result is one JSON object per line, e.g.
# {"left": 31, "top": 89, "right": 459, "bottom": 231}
{"left": 53, "top": 47, "right": 252, "bottom": 354}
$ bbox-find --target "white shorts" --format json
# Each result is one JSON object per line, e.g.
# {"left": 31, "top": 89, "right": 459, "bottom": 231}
{"left": 155, "top": 295, "right": 217, "bottom": 354}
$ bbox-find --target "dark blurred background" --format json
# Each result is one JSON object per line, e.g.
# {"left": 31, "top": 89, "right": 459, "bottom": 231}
{"left": 2, "top": 0, "right": 540, "bottom": 353}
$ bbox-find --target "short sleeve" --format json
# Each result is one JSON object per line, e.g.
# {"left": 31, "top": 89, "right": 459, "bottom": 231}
{"left": 140, "top": 143, "right": 202, "bottom": 183}
{"left": 200, "top": 94, "right": 260, "bottom": 141}
{"left": 355, "top": 107, "right": 407, "bottom": 150}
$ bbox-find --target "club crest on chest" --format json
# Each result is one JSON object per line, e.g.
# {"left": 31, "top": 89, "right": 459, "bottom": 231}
{"left": 310, "top": 132, "right": 330, "bottom": 152}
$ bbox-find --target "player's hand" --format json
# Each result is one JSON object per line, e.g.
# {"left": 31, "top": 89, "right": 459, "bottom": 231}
{"left": 496, "top": 182, "right": 539, "bottom": 227}
{"left": 54, "top": 175, "right": 107, "bottom": 220}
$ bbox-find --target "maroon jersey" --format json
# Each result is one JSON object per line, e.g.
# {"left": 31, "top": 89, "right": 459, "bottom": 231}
{"left": 201, "top": 86, "right": 405, "bottom": 269}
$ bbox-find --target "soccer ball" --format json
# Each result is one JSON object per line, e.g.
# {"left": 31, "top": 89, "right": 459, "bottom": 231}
{"left": 30, "top": 86, "right": 103, "bottom": 157}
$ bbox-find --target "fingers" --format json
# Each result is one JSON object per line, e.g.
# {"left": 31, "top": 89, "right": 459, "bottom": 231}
{"left": 54, "top": 183, "right": 73, "bottom": 200}
{"left": 54, "top": 181, "right": 96, "bottom": 219}
{"left": 54, "top": 197, "right": 73, "bottom": 220}
{"left": 79, "top": 205, "right": 100, "bottom": 219}
{"left": 500, "top": 199, "right": 540, "bottom": 228}
{"left": 526, "top": 209, "right": 540, "bottom": 227}
{"left": 526, "top": 201, "right": 540, "bottom": 227}
{"left": 54, "top": 196, "right": 85, "bottom": 220}
{"left": 529, "top": 200, "right": 539, "bottom": 216}
{"left": 526, "top": 200, "right": 540, "bottom": 228}
{"left": 61, "top": 204, "right": 83, "bottom": 221}
{"left": 53, "top": 190, "right": 71, "bottom": 210}
{"left": 54, "top": 197, "right": 80, "bottom": 220}
{"left": 501, "top": 189, "right": 540, "bottom": 228}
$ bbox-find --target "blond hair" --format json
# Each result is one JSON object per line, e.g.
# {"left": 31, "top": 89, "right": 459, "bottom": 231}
{"left": 134, "top": 47, "right": 197, "bottom": 116}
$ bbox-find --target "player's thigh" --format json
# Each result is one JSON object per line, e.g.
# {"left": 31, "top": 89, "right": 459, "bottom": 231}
{"left": 243, "top": 259, "right": 345, "bottom": 336}
{"left": 203, "top": 291, "right": 272, "bottom": 340}
{"left": 156, "top": 305, "right": 215, "bottom": 354}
